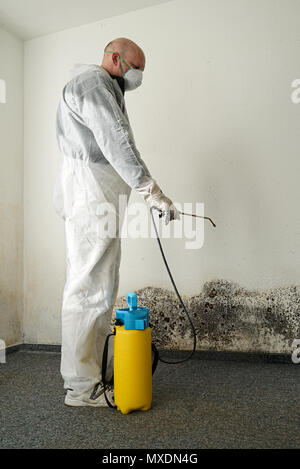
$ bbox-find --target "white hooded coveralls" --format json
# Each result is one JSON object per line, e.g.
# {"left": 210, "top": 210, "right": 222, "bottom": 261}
{"left": 53, "top": 64, "right": 153, "bottom": 398}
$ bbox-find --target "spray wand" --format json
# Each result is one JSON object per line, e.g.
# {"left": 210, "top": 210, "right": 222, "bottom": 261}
{"left": 178, "top": 211, "right": 216, "bottom": 227}
{"left": 158, "top": 209, "right": 216, "bottom": 227}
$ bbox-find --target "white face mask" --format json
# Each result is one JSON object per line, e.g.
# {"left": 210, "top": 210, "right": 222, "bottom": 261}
{"left": 106, "top": 50, "right": 143, "bottom": 91}
{"left": 123, "top": 67, "right": 143, "bottom": 91}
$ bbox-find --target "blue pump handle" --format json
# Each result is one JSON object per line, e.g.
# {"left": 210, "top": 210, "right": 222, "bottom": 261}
{"left": 127, "top": 292, "right": 137, "bottom": 310}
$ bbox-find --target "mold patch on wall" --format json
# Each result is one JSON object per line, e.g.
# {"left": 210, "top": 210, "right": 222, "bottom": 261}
{"left": 114, "top": 280, "right": 300, "bottom": 354}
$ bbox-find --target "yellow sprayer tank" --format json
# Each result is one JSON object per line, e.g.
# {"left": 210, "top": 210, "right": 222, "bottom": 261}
{"left": 114, "top": 292, "right": 152, "bottom": 414}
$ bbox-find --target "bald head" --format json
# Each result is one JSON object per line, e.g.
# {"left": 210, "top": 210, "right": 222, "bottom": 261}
{"left": 101, "top": 37, "right": 145, "bottom": 76}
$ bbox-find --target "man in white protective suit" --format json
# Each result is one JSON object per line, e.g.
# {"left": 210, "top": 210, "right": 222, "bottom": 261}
{"left": 53, "top": 37, "right": 179, "bottom": 407}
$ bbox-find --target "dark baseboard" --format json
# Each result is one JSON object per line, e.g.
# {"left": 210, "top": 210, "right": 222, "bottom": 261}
{"left": 5, "top": 343, "right": 292, "bottom": 364}
{"left": 6, "top": 343, "right": 61, "bottom": 354}
{"left": 179, "top": 349, "right": 292, "bottom": 364}
{"left": 5, "top": 343, "right": 23, "bottom": 354}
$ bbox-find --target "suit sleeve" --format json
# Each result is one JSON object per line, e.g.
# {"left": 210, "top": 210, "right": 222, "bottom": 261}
{"left": 77, "top": 78, "right": 153, "bottom": 189}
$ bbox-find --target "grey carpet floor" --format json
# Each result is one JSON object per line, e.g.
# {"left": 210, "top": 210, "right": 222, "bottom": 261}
{"left": 0, "top": 350, "right": 299, "bottom": 449}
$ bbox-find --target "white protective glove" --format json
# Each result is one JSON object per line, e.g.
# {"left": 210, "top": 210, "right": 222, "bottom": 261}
{"left": 135, "top": 177, "right": 180, "bottom": 225}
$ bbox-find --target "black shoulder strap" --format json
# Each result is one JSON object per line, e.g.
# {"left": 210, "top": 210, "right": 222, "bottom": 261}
{"left": 152, "top": 343, "right": 159, "bottom": 375}
{"left": 102, "top": 331, "right": 117, "bottom": 409}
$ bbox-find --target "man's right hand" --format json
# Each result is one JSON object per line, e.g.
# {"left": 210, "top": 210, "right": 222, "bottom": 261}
{"left": 135, "top": 177, "right": 180, "bottom": 225}
{"left": 157, "top": 200, "right": 180, "bottom": 225}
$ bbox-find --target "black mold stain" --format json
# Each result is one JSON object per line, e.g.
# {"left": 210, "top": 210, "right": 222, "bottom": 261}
{"left": 114, "top": 281, "right": 300, "bottom": 354}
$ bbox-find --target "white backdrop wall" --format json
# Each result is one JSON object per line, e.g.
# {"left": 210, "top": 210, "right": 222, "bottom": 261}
{"left": 23, "top": 0, "right": 300, "bottom": 344}
{"left": 0, "top": 26, "right": 24, "bottom": 346}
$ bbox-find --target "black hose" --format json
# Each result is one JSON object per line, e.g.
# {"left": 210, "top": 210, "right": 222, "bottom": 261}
{"left": 150, "top": 206, "right": 197, "bottom": 364}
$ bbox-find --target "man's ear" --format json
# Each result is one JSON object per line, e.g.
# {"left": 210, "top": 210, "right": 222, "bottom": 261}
{"left": 112, "top": 52, "right": 120, "bottom": 66}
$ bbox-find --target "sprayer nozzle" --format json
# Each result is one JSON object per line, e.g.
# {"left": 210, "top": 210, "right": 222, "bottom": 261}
{"left": 179, "top": 211, "right": 216, "bottom": 227}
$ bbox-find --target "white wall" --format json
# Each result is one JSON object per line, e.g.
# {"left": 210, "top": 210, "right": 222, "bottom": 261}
{"left": 23, "top": 0, "right": 300, "bottom": 344}
{"left": 0, "top": 27, "right": 24, "bottom": 346}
